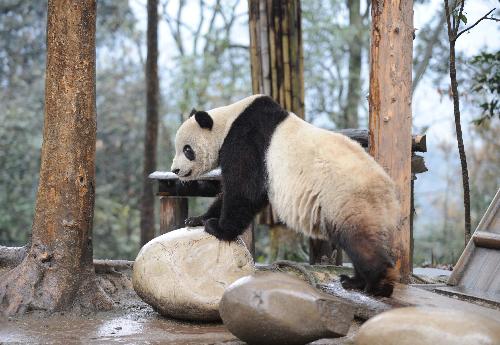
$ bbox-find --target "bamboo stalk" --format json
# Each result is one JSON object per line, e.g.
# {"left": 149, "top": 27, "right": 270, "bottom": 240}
{"left": 267, "top": 0, "right": 278, "bottom": 98}
{"left": 281, "top": 0, "right": 292, "bottom": 111}
{"left": 259, "top": 0, "right": 271, "bottom": 95}
{"left": 248, "top": 1, "right": 260, "bottom": 94}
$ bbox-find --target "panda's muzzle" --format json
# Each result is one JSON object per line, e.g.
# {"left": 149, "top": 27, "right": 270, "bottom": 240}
{"left": 173, "top": 170, "right": 192, "bottom": 178}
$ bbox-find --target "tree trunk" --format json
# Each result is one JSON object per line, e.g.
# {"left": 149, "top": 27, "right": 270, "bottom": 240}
{"left": 444, "top": 0, "right": 471, "bottom": 246}
{"left": 140, "top": 0, "right": 159, "bottom": 246}
{"left": 369, "top": 0, "right": 414, "bottom": 282}
{"left": 344, "top": 0, "right": 362, "bottom": 128}
{"left": 0, "top": 0, "right": 112, "bottom": 315}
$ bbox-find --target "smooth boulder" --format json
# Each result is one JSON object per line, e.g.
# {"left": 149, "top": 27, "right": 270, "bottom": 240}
{"left": 355, "top": 307, "right": 500, "bottom": 345}
{"left": 132, "top": 227, "right": 254, "bottom": 321}
{"left": 220, "top": 272, "right": 355, "bottom": 345}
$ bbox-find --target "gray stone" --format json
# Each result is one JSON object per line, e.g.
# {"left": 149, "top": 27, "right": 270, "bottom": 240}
{"left": 132, "top": 227, "right": 254, "bottom": 321}
{"left": 220, "top": 272, "right": 355, "bottom": 345}
{"left": 355, "top": 306, "right": 500, "bottom": 345}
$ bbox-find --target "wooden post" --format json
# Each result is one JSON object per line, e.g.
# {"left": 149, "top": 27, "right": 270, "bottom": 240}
{"left": 159, "top": 197, "right": 188, "bottom": 234}
{"left": 240, "top": 222, "right": 255, "bottom": 258}
{"left": 368, "top": 0, "right": 413, "bottom": 282}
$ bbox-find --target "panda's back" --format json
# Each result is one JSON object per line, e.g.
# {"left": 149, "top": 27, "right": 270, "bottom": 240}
{"left": 265, "top": 113, "right": 399, "bottom": 239}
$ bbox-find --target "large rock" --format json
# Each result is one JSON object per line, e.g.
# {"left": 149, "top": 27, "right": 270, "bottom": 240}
{"left": 220, "top": 272, "right": 355, "bottom": 345}
{"left": 355, "top": 307, "right": 500, "bottom": 345}
{"left": 132, "top": 227, "right": 254, "bottom": 321}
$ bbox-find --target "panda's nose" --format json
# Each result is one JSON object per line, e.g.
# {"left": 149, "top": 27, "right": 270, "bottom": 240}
{"left": 172, "top": 168, "right": 180, "bottom": 175}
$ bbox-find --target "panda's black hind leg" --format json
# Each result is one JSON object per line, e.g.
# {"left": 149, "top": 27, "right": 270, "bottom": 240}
{"left": 338, "top": 228, "right": 395, "bottom": 297}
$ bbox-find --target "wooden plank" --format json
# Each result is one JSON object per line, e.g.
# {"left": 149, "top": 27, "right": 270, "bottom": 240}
{"left": 157, "top": 180, "right": 221, "bottom": 197}
{"left": 434, "top": 285, "right": 500, "bottom": 307}
{"left": 369, "top": 0, "right": 414, "bottom": 282}
{"left": 447, "top": 239, "right": 475, "bottom": 286}
{"left": 159, "top": 196, "right": 188, "bottom": 234}
{"left": 149, "top": 169, "right": 221, "bottom": 181}
{"left": 449, "top": 189, "right": 500, "bottom": 285}
{"left": 391, "top": 284, "right": 500, "bottom": 321}
{"left": 320, "top": 282, "right": 500, "bottom": 321}
{"left": 477, "top": 188, "right": 500, "bottom": 234}
{"left": 474, "top": 231, "right": 500, "bottom": 250}
{"left": 240, "top": 222, "right": 255, "bottom": 258}
{"left": 458, "top": 247, "right": 500, "bottom": 293}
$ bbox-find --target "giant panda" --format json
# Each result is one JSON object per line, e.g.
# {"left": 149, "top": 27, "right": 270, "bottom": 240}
{"left": 171, "top": 95, "right": 400, "bottom": 297}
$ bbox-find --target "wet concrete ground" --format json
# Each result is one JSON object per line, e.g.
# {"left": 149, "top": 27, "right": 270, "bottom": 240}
{"left": 0, "top": 306, "right": 359, "bottom": 344}
{"left": 0, "top": 264, "right": 359, "bottom": 344}
{"left": 1, "top": 309, "right": 239, "bottom": 344}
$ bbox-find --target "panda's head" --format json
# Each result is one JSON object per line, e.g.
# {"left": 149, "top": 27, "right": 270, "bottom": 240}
{"left": 171, "top": 95, "right": 264, "bottom": 180}
{"left": 171, "top": 109, "right": 217, "bottom": 180}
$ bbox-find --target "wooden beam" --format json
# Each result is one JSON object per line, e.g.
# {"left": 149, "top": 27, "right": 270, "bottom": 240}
{"left": 337, "top": 129, "right": 426, "bottom": 152}
{"left": 473, "top": 231, "right": 500, "bottom": 250}
{"left": 369, "top": 0, "right": 414, "bottom": 282}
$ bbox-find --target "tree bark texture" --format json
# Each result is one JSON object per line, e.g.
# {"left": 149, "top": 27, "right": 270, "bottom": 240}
{"left": 140, "top": 0, "right": 159, "bottom": 246}
{"left": 0, "top": 0, "right": 112, "bottom": 315}
{"left": 369, "top": 0, "right": 414, "bottom": 282}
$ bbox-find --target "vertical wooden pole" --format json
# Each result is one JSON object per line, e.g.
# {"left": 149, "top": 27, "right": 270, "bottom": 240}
{"left": 369, "top": 0, "right": 413, "bottom": 282}
{"left": 240, "top": 222, "right": 255, "bottom": 258}
{"left": 159, "top": 197, "right": 188, "bottom": 234}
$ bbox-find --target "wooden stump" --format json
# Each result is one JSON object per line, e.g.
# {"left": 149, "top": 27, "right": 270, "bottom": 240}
{"left": 159, "top": 197, "right": 188, "bottom": 234}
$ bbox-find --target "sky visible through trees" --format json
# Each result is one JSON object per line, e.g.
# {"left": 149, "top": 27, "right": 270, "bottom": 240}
{"left": 0, "top": 0, "right": 498, "bottom": 265}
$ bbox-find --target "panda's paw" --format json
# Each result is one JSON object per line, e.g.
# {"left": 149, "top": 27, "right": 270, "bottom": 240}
{"left": 185, "top": 215, "right": 204, "bottom": 227}
{"left": 340, "top": 274, "right": 366, "bottom": 290}
{"left": 204, "top": 218, "right": 237, "bottom": 242}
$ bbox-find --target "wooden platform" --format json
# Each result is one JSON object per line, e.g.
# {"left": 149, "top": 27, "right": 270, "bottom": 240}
{"left": 440, "top": 189, "right": 500, "bottom": 305}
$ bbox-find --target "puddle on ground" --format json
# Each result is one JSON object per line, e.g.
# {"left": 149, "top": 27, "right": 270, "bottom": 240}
{"left": 0, "top": 306, "right": 240, "bottom": 345}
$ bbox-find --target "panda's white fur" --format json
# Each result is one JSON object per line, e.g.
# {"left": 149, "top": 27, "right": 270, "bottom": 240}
{"left": 171, "top": 95, "right": 400, "bottom": 296}
{"left": 266, "top": 113, "right": 400, "bottom": 240}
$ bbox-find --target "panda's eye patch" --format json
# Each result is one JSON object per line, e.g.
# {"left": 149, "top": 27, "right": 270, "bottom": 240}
{"left": 183, "top": 145, "right": 195, "bottom": 161}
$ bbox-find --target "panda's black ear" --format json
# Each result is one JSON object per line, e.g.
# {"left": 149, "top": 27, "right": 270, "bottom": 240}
{"left": 194, "top": 111, "right": 213, "bottom": 130}
{"left": 189, "top": 108, "right": 197, "bottom": 117}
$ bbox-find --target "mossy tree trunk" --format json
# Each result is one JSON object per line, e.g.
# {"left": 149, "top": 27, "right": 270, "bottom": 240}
{"left": 0, "top": 0, "right": 112, "bottom": 315}
{"left": 140, "top": 0, "right": 159, "bottom": 246}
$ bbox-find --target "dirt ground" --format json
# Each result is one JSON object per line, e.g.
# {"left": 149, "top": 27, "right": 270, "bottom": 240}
{"left": 0, "top": 264, "right": 361, "bottom": 345}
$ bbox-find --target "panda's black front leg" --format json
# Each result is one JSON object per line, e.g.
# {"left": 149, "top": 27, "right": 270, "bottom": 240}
{"left": 204, "top": 195, "right": 259, "bottom": 241}
{"left": 185, "top": 193, "right": 223, "bottom": 227}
